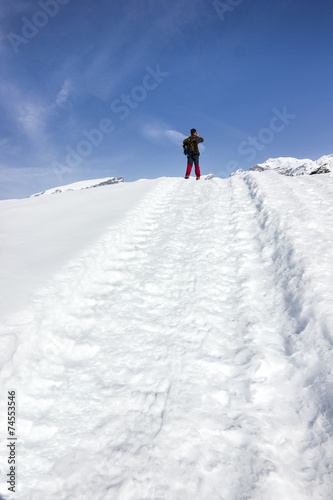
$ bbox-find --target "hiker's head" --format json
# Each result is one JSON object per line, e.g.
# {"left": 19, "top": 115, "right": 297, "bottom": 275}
{"left": 191, "top": 128, "right": 197, "bottom": 136}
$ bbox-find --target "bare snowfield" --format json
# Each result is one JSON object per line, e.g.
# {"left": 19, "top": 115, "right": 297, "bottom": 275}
{"left": 1, "top": 172, "right": 333, "bottom": 499}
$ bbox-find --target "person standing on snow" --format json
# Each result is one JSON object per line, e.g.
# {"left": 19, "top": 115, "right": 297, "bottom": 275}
{"left": 183, "top": 129, "right": 205, "bottom": 180}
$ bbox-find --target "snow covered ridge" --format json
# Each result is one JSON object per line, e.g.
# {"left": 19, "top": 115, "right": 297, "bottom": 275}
{"left": 231, "top": 154, "right": 333, "bottom": 177}
{"left": 30, "top": 176, "right": 124, "bottom": 197}
{"left": 1, "top": 175, "right": 333, "bottom": 498}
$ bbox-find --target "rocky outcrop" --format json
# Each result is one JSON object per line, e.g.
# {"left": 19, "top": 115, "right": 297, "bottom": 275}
{"left": 309, "top": 165, "right": 331, "bottom": 175}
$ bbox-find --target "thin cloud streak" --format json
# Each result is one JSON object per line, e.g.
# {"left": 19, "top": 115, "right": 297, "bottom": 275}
{"left": 55, "top": 80, "right": 72, "bottom": 107}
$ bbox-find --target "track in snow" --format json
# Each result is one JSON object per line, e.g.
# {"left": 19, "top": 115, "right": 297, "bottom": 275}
{"left": 0, "top": 175, "right": 333, "bottom": 500}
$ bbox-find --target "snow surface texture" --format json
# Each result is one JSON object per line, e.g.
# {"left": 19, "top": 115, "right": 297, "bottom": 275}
{"left": 1, "top": 173, "right": 333, "bottom": 499}
{"left": 232, "top": 153, "right": 333, "bottom": 177}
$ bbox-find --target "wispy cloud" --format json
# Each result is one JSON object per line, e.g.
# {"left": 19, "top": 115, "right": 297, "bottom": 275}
{"left": 0, "top": 77, "right": 76, "bottom": 198}
{"left": 0, "top": 76, "right": 74, "bottom": 152}
{"left": 141, "top": 124, "right": 184, "bottom": 144}
{"left": 141, "top": 125, "right": 206, "bottom": 152}
{"left": 165, "top": 130, "right": 186, "bottom": 145}
{"left": 17, "top": 101, "right": 47, "bottom": 140}
{"left": 55, "top": 80, "right": 72, "bottom": 107}
{"left": 0, "top": 77, "right": 45, "bottom": 140}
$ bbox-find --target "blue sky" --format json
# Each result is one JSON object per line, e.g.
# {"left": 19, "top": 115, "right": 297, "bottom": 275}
{"left": 0, "top": 0, "right": 333, "bottom": 198}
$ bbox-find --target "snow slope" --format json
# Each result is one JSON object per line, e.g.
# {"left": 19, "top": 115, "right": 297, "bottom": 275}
{"left": 0, "top": 179, "right": 154, "bottom": 319}
{"left": 1, "top": 173, "right": 333, "bottom": 499}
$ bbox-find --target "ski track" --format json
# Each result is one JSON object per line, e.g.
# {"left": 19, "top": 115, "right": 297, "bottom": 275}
{"left": 1, "top": 174, "right": 333, "bottom": 499}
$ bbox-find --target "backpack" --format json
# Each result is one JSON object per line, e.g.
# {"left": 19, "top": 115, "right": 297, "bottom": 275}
{"left": 183, "top": 136, "right": 197, "bottom": 157}
{"left": 183, "top": 145, "right": 191, "bottom": 157}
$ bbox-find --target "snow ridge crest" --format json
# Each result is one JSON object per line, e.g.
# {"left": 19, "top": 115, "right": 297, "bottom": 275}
{"left": 232, "top": 154, "right": 333, "bottom": 177}
{"left": 30, "top": 177, "right": 124, "bottom": 197}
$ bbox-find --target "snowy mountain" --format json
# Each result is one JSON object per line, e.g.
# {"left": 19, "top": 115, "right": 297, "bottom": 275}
{"left": 30, "top": 176, "right": 124, "bottom": 197}
{"left": 1, "top": 173, "right": 333, "bottom": 499}
{"left": 232, "top": 153, "right": 333, "bottom": 177}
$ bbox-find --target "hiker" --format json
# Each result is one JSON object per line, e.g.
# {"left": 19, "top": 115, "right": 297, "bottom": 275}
{"left": 183, "top": 129, "right": 205, "bottom": 180}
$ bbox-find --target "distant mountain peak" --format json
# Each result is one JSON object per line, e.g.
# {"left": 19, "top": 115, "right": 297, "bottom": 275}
{"left": 231, "top": 154, "right": 333, "bottom": 177}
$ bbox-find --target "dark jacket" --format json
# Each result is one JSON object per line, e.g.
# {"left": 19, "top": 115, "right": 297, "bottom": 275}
{"left": 183, "top": 135, "right": 204, "bottom": 156}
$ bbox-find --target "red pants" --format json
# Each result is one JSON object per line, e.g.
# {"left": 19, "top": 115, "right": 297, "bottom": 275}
{"left": 186, "top": 164, "right": 200, "bottom": 178}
